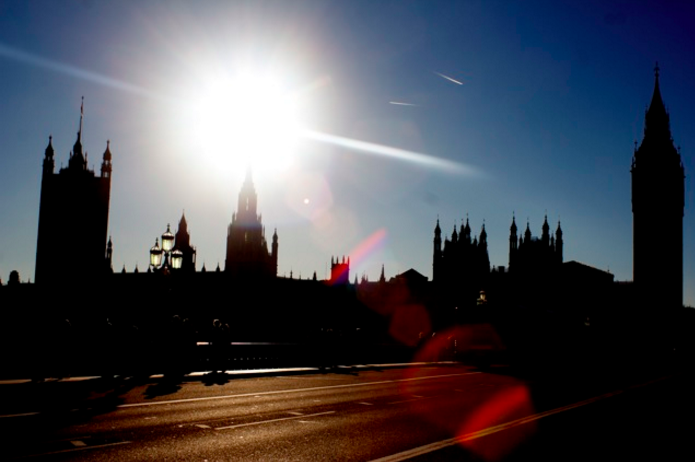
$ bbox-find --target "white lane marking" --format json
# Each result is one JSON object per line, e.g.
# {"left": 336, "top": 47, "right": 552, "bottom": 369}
{"left": 70, "top": 440, "right": 87, "bottom": 447}
{"left": 388, "top": 395, "right": 438, "bottom": 405}
{"left": 358, "top": 402, "right": 374, "bottom": 406}
{"left": 216, "top": 410, "right": 336, "bottom": 430}
{"left": 195, "top": 424, "right": 211, "bottom": 429}
{"left": 0, "top": 412, "right": 40, "bottom": 418}
{"left": 368, "top": 375, "right": 675, "bottom": 462}
{"left": 22, "top": 441, "right": 131, "bottom": 458}
{"left": 116, "top": 372, "right": 479, "bottom": 409}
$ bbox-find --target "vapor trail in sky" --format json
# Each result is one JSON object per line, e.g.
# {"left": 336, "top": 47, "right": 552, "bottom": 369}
{"left": 389, "top": 101, "right": 418, "bottom": 106}
{"left": 302, "top": 129, "right": 476, "bottom": 176}
{"left": 0, "top": 42, "right": 163, "bottom": 100}
{"left": 433, "top": 71, "right": 464, "bottom": 85}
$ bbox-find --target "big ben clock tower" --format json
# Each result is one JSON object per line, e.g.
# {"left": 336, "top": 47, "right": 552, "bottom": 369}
{"left": 631, "top": 64, "right": 685, "bottom": 309}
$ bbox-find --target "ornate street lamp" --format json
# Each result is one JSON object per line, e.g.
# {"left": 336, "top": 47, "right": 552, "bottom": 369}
{"left": 150, "top": 224, "right": 183, "bottom": 271}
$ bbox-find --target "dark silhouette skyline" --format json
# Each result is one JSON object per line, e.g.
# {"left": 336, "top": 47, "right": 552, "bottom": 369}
{"left": 1, "top": 3, "right": 693, "bottom": 306}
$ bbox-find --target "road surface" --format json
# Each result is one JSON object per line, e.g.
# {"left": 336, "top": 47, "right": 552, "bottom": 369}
{"left": 0, "top": 363, "right": 690, "bottom": 460}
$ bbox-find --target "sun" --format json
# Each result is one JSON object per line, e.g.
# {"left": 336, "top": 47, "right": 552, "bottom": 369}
{"left": 190, "top": 72, "right": 302, "bottom": 175}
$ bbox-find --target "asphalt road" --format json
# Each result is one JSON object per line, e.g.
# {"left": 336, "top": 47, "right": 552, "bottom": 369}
{"left": 1, "top": 363, "right": 691, "bottom": 461}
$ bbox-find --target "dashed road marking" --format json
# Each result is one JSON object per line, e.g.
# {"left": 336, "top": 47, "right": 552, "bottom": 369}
{"left": 21, "top": 441, "right": 132, "bottom": 458}
{"left": 389, "top": 395, "right": 438, "bottom": 405}
{"left": 216, "top": 410, "right": 336, "bottom": 430}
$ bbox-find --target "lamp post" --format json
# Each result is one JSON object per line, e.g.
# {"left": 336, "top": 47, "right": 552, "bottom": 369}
{"left": 150, "top": 224, "right": 183, "bottom": 272}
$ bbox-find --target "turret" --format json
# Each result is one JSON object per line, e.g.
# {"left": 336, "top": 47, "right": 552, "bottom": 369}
{"left": 106, "top": 236, "right": 113, "bottom": 272}
{"left": 509, "top": 215, "right": 518, "bottom": 270}
{"left": 555, "top": 221, "right": 563, "bottom": 264}
{"left": 433, "top": 219, "right": 442, "bottom": 282}
{"left": 541, "top": 215, "right": 550, "bottom": 246}
{"left": 101, "top": 140, "right": 112, "bottom": 179}
{"left": 43, "top": 136, "right": 55, "bottom": 175}
{"left": 272, "top": 228, "right": 279, "bottom": 276}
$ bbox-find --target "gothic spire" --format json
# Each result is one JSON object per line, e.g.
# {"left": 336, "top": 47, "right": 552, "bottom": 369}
{"left": 74, "top": 97, "right": 84, "bottom": 154}
{"left": 69, "top": 97, "right": 86, "bottom": 170}
{"left": 640, "top": 62, "right": 674, "bottom": 150}
{"left": 542, "top": 214, "right": 550, "bottom": 243}
{"left": 44, "top": 135, "right": 54, "bottom": 159}
{"left": 78, "top": 96, "right": 84, "bottom": 142}
{"left": 176, "top": 211, "right": 188, "bottom": 237}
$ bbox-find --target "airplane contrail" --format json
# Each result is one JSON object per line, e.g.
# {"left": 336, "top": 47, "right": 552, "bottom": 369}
{"left": 389, "top": 101, "right": 418, "bottom": 106}
{"left": 433, "top": 71, "right": 464, "bottom": 85}
{"left": 302, "top": 129, "right": 477, "bottom": 176}
{"left": 0, "top": 42, "right": 167, "bottom": 101}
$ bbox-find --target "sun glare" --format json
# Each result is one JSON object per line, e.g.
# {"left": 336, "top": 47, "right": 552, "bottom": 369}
{"left": 191, "top": 73, "right": 301, "bottom": 175}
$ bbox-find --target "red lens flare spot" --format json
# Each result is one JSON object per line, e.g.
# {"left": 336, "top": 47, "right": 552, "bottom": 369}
{"left": 458, "top": 384, "right": 536, "bottom": 461}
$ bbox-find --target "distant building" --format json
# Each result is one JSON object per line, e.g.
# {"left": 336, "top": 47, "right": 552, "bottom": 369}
{"left": 432, "top": 218, "right": 490, "bottom": 310}
{"left": 631, "top": 64, "right": 685, "bottom": 308}
{"left": 35, "top": 100, "right": 112, "bottom": 284}
{"left": 173, "top": 213, "right": 197, "bottom": 273}
{"left": 508, "top": 215, "right": 563, "bottom": 275}
{"left": 432, "top": 218, "right": 490, "bottom": 285}
{"left": 330, "top": 256, "right": 350, "bottom": 285}
{"left": 224, "top": 169, "right": 278, "bottom": 278}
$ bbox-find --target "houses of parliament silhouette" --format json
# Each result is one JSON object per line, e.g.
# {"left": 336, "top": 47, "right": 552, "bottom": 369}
{"left": 7, "top": 66, "right": 686, "bottom": 342}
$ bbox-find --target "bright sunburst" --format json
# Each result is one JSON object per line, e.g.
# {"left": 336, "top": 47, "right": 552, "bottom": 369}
{"left": 190, "top": 72, "right": 302, "bottom": 175}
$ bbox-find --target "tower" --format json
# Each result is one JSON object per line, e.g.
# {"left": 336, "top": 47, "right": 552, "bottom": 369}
{"left": 173, "top": 212, "right": 197, "bottom": 272}
{"left": 330, "top": 256, "right": 350, "bottom": 285}
{"left": 225, "top": 169, "right": 278, "bottom": 278}
{"left": 35, "top": 100, "right": 112, "bottom": 284}
{"left": 433, "top": 219, "right": 442, "bottom": 282}
{"left": 631, "top": 64, "right": 685, "bottom": 308}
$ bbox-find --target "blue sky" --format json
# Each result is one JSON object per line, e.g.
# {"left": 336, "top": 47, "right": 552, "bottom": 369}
{"left": 0, "top": 0, "right": 693, "bottom": 306}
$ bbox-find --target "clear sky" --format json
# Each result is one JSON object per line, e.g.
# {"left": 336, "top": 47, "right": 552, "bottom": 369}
{"left": 1, "top": 0, "right": 693, "bottom": 306}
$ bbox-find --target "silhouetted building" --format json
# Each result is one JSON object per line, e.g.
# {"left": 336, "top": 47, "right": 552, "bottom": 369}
{"left": 432, "top": 218, "right": 490, "bottom": 285}
{"left": 330, "top": 256, "right": 350, "bottom": 285}
{"left": 225, "top": 169, "right": 278, "bottom": 278}
{"left": 174, "top": 213, "right": 197, "bottom": 272}
{"left": 432, "top": 218, "right": 490, "bottom": 310}
{"left": 508, "top": 215, "right": 563, "bottom": 275}
{"left": 35, "top": 100, "right": 112, "bottom": 284}
{"left": 631, "top": 64, "right": 685, "bottom": 308}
